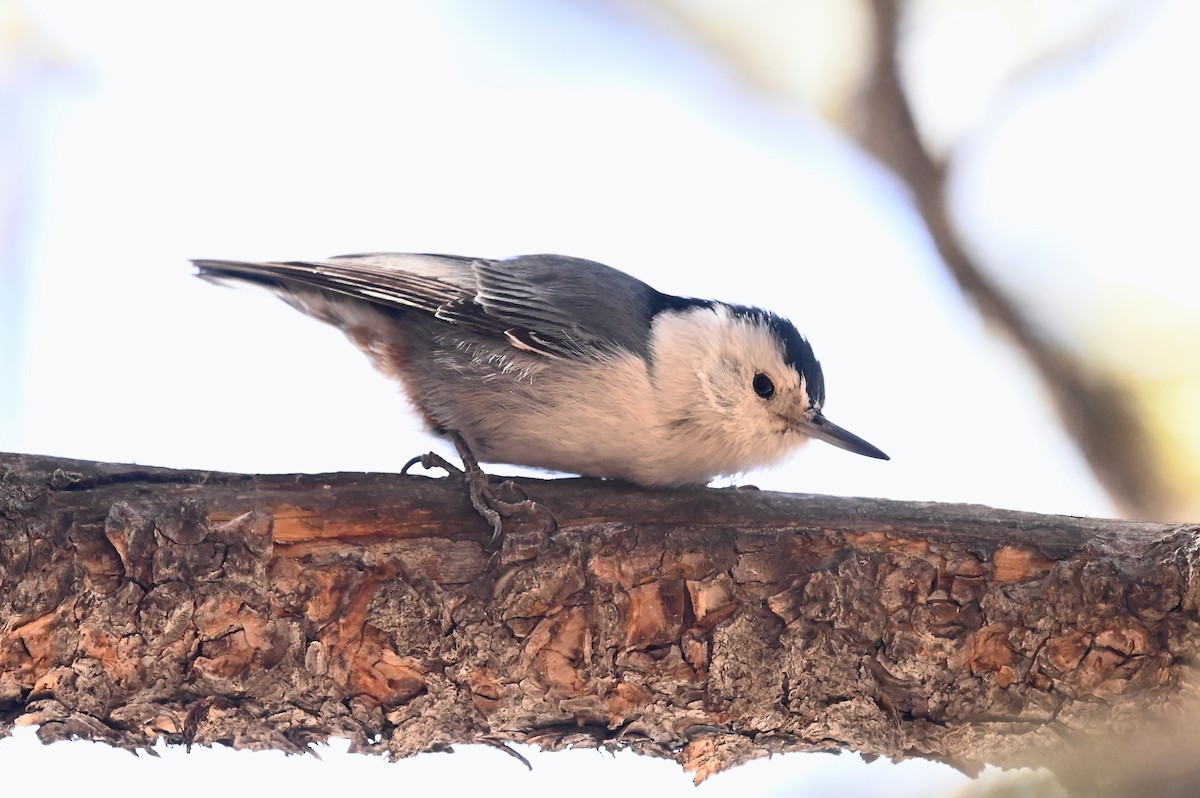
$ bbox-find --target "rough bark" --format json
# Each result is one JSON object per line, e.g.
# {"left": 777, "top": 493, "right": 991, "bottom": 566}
{"left": 1, "top": 452, "right": 1198, "bottom": 790}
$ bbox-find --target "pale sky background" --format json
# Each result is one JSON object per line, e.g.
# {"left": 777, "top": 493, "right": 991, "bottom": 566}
{"left": 1, "top": 1, "right": 1195, "bottom": 795}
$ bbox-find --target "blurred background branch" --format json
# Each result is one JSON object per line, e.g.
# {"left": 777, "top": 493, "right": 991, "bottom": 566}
{"left": 855, "top": 0, "right": 1166, "bottom": 519}
{"left": 627, "top": 0, "right": 1192, "bottom": 521}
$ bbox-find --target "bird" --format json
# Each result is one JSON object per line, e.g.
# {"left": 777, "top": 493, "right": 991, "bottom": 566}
{"left": 195, "top": 252, "right": 888, "bottom": 541}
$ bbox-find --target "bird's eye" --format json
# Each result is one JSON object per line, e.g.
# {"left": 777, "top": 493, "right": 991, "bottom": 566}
{"left": 752, "top": 372, "right": 775, "bottom": 399}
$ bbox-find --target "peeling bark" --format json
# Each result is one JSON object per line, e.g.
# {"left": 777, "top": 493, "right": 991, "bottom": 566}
{"left": 1, "top": 452, "right": 1198, "bottom": 789}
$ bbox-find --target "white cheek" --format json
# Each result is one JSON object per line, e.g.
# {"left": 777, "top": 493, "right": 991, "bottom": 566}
{"left": 643, "top": 306, "right": 813, "bottom": 481}
{"left": 701, "top": 358, "right": 749, "bottom": 414}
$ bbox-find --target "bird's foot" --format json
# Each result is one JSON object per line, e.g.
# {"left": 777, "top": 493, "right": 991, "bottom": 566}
{"left": 401, "top": 434, "right": 556, "bottom": 549}
{"left": 401, "top": 451, "right": 462, "bottom": 477}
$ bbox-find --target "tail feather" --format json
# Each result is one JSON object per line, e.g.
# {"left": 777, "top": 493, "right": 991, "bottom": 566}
{"left": 194, "top": 259, "right": 305, "bottom": 292}
{"left": 192, "top": 258, "right": 458, "bottom": 315}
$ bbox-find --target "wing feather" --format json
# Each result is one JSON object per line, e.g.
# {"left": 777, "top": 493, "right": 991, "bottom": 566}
{"left": 194, "top": 252, "right": 660, "bottom": 360}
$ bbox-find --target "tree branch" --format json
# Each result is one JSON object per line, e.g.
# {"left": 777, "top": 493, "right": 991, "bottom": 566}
{"left": 1, "top": 452, "right": 1197, "bottom": 789}
{"left": 857, "top": 0, "right": 1169, "bottom": 519}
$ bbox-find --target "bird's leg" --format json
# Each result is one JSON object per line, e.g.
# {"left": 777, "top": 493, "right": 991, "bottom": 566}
{"left": 401, "top": 432, "right": 555, "bottom": 548}
{"left": 448, "top": 433, "right": 558, "bottom": 548}
{"left": 448, "top": 433, "right": 506, "bottom": 545}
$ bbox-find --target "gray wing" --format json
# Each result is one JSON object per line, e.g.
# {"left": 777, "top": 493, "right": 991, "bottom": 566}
{"left": 194, "top": 252, "right": 660, "bottom": 359}
{"left": 439, "top": 254, "right": 661, "bottom": 358}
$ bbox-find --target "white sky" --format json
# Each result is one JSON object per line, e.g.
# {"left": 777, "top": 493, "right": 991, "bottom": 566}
{"left": 2, "top": 0, "right": 1191, "bottom": 794}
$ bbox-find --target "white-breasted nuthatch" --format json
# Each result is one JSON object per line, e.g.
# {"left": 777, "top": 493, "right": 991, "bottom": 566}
{"left": 196, "top": 253, "right": 887, "bottom": 530}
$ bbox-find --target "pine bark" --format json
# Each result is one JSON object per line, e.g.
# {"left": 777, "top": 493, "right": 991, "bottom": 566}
{"left": 1, "top": 452, "right": 1198, "bottom": 789}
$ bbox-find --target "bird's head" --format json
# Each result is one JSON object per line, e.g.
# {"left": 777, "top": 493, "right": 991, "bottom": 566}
{"left": 651, "top": 303, "right": 888, "bottom": 473}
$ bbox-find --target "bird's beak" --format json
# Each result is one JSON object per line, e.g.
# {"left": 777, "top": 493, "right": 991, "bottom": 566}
{"left": 798, "top": 413, "right": 890, "bottom": 460}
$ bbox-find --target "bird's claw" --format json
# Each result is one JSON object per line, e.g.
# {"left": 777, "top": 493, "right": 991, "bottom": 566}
{"left": 401, "top": 452, "right": 463, "bottom": 477}
{"left": 479, "top": 485, "right": 559, "bottom": 549}
{"left": 403, "top": 435, "right": 556, "bottom": 550}
{"left": 460, "top": 465, "right": 557, "bottom": 551}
